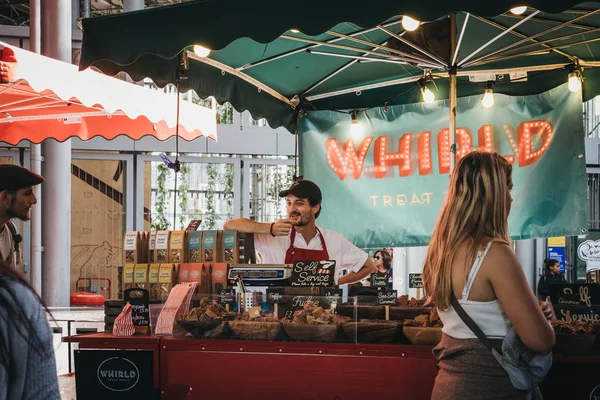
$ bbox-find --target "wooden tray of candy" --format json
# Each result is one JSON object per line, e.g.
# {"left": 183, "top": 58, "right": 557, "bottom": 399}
{"left": 342, "top": 320, "right": 402, "bottom": 343}
{"left": 283, "top": 323, "right": 340, "bottom": 342}
{"left": 402, "top": 326, "right": 443, "bottom": 346}
{"left": 337, "top": 305, "right": 432, "bottom": 321}
{"left": 176, "top": 320, "right": 225, "bottom": 338}
{"left": 229, "top": 321, "right": 282, "bottom": 341}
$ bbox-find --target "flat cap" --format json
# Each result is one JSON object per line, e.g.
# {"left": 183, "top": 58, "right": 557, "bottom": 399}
{"left": 0, "top": 164, "right": 44, "bottom": 191}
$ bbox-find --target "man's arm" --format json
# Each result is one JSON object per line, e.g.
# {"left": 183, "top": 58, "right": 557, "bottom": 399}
{"left": 224, "top": 218, "right": 294, "bottom": 236}
{"left": 337, "top": 257, "right": 377, "bottom": 286}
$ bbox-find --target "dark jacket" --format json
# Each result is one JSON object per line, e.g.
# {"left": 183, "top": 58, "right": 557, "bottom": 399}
{"left": 537, "top": 273, "right": 566, "bottom": 300}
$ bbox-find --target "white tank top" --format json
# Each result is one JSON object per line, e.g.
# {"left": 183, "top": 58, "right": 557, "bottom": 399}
{"left": 437, "top": 241, "right": 511, "bottom": 339}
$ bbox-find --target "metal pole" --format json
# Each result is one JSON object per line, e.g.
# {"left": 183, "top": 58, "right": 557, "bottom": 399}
{"left": 449, "top": 13, "right": 457, "bottom": 171}
{"left": 123, "top": 0, "right": 145, "bottom": 13}
{"left": 82, "top": 0, "right": 91, "bottom": 18}
{"left": 41, "top": 0, "right": 72, "bottom": 307}
{"left": 29, "top": 0, "right": 42, "bottom": 292}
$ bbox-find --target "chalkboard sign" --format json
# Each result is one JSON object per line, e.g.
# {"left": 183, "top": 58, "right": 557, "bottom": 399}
{"left": 549, "top": 284, "right": 600, "bottom": 307}
{"left": 218, "top": 289, "right": 236, "bottom": 305}
{"left": 553, "top": 304, "right": 600, "bottom": 324}
{"left": 377, "top": 290, "right": 398, "bottom": 306}
{"left": 266, "top": 288, "right": 285, "bottom": 305}
{"left": 409, "top": 273, "right": 423, "bottom": 289}
{"left": 290, "top": 260, "right": 336, "bottom": 287}
{"left": 371, "top": 272, "right": 388, "bottom": 288}
{"left": 124, "top": 288, "right": 150, "bottom": 327}
{"left": 284, "top": 295, "right": 322, "bottom": 319}
{"left": 324, "top": 287, "right": 342, "bottom": 308}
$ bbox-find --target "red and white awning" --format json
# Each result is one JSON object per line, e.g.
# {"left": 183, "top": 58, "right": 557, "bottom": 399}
{"left": 0, "top": 42, "right": 217, "bottom": 145}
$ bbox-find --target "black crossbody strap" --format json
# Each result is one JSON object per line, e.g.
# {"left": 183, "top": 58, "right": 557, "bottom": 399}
{"left": 450, "top": 293, "right": 497, "bottom": 352}
{"left": 6, "top": 221, "right": 22, "bottom": 253}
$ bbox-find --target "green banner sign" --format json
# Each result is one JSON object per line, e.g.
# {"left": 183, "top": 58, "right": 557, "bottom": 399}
{"left": 299, "top": 85, "right": 587, "bottom": 248}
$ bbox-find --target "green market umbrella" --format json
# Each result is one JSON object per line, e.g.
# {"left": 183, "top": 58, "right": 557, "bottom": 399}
{"left": 80, "top": 1, "right": 600, "bottom": 135}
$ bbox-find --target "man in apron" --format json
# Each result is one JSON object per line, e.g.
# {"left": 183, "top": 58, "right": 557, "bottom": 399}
{"left": 224, "top": 180, "right": 377, "bottom": 285}
{"left": 0, "top": 164, "right": 44, "bottom": 272}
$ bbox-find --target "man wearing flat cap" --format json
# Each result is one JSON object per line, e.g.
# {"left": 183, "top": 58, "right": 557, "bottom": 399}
{"left": 0, "top": 164, "right": 44, "bottom": 272}
{"left": 224, "top": 179, "right": 376, "bottom": 285}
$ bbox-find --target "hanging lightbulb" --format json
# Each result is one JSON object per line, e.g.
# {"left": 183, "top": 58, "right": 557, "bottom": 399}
{"left": 193, "top": 45, "right": 211, "bottom": 58}
{"left": 510, "top": 6, "right": 527, "bottom": 15}
{"left": 421, "top": 86, "right": 435, "bottom": 103}
{"left": 290, "top": 29, "right": 300, "bottom": 33}
{"left": 402, "top": 16, "right": 420, "bottom": 31}
{"left": 481, "top": 81, "right": 495, "bottom": 108}
{"left": 481, "top": 89, "right": 494, "bottom": 108}
{"left": 350, "top": 110, "right": 362, "bottom": 137}
{"left": 568, "top": 72, "right": 582, "bottom": 92}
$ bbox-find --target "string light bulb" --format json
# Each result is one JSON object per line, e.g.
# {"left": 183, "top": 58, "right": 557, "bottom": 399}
{"left": 421, "top": 87, "right": 435, "bottom": 103}
{"left": 350, "top": 110, "right": 362, "bottom": 137}
{"left": 567, "top": 64, "right": 583, "bottom": 93}
{"left": 568, "top": 72, "right": 582, "bottom": 92}
{"left": 481, "top": 81, "right": 495, "bottom": 108}
{"left": 402, "top": 16, "right": 420, "bottom": 31}
{"left": 510, "top": 6, "right": 527, "bottom": 15}
{"left": 193, "top": 45, "right": 211, "bottom": 58}
{"left": 290, "top": 29, "right": 300, "bottom": 33}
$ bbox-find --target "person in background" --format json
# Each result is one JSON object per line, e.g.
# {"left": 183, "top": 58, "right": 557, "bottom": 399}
{"left": 422, "top": 151, "right": 554, "bottom": 400}
{"left": 537, "top": 258, "right": 566, "bottom": 300}
{"left": 373, "top": 249, "right": 393, "bottom": 288}
{"left": 0, "top": 257, "right": 59, "bottom": 399}
{"left": 0, "top": 164, "right": 44, "bottom": 272}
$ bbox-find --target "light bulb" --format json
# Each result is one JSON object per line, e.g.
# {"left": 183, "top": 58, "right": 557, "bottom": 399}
{"left": 568, "top": 72, "right": 582, "bottom": 92}
{"left": 421, "top": 87, "right": 435, "bottom": 103}
{"left": 350, "top": 119, "right": 362, "bottom": 138}
{"left": 402, "top": 16, "right": 420, "bottom": 32}
{"left": 510, "top": 6, "right": 527, "bottom": 15}
{"left": 193, "top": 45, "right": 211, "bottom": 58}
{"left": 290, "top": 29, "right": 300, "bottom": 33}
{"left": 482, "top": 89, "right": 494, "bottom": 108}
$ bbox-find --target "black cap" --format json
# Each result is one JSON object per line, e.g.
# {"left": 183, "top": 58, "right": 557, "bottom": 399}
{"left": 279, "top": 180, "right": 322, "bottom": 203}
{"left": 0, "top": 164, "right": 44, "bottom": 191}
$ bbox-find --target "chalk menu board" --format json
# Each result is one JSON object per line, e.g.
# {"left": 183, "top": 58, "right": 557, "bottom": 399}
{"left": 324, "top": 287, "right": 342, "bottom": 308}
{"left": 377, "top": 290, "right": 398, "bottom": 306}
{"left": 409, "top": 274, "right": 423, "bottom": 289}
{"left": 371, "top": 272, "right": 388, "bottom": 288}
{"left": 123, "top": 288, "right": 150, "bottom": 327}
{"left": 218, "top": 289, "right": 236, "bottom": 305}
{"left": 290, "top": 260, "right": 336, "bottom": 287}
{"left": 549, "top": 284, "right": 600, "bottom": 324}
{"left": 266, "top": 288, "right": 285, "bottom": 304}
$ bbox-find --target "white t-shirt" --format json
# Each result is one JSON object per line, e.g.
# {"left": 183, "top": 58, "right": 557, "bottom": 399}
{"left": 255, "top": 226, "right": 368, "bottom": 284}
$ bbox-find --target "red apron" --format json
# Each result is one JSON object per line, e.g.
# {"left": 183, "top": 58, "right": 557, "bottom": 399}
{"left": 284, "top": 227, "right": 330, "bottom": 264}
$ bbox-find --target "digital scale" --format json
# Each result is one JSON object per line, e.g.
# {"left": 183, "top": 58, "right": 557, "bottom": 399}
{"left": 227, "top": 264, "right": 292, "bottom": 286}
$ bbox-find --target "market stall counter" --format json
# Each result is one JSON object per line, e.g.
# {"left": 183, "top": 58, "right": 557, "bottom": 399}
{"left": 160, "top": 337, "right": 437, "bottom": 400}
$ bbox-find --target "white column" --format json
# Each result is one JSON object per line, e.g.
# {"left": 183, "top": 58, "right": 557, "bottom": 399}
{"left": 29, "top": 0, "right": 42, "bottom": 292}
{"left": 392, "top": 247, "right": 407, "bottom": 295}
{"left": 41, "top": 0, "right": 72, "bottom": 307}
{"left": 123, "top": 0, "right": 145, "bottom": 12}
{"left": 515, "top": 239, "right": 536, "bottom": 292}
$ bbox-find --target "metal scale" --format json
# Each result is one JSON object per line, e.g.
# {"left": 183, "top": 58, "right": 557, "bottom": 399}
{"left": 228, "top": 264, "right": 293, "bottom": 311}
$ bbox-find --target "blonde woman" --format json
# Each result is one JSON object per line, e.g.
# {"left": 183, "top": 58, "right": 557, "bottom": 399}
{"left": 423, "top": 151, "right": 554, "bottom": 400}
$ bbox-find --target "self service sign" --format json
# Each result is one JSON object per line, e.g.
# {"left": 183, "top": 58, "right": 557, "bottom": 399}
{"left": 75, "top": 350, "right": 157, "bottom": 399}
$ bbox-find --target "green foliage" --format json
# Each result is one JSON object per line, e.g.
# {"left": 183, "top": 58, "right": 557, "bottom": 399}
{"left": 221, "top": 162, "right": 235, "bottom": 220}
{"left": 177, "top": 161, "right": 190, "bottom": 230}
{"left": 152, "top": 154, "right": 171, "bottom": 231}
{"left": 205, "top": 163, "right": 220, "bottom": 229}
